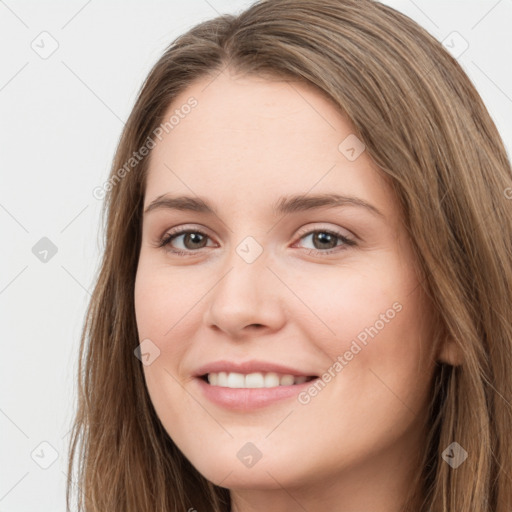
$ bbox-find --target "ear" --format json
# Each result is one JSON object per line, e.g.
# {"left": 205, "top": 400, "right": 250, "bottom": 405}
{"left": 437, "top": 335, "right": 464, "bottom": 366}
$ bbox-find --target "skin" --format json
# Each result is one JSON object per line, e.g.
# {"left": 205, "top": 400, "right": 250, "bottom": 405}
{"left": 134, "top": 69, "right": 459, "bottom": 512}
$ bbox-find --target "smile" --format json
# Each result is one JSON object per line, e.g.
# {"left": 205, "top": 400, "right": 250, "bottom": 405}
{"left": 203, "top": 371, "right": 317, "bottom": 388}
{"left": 195, "top": 374, "right": 320, "bottom": 410}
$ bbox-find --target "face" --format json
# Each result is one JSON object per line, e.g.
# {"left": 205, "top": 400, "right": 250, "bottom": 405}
{"left": 134, "top": 70, "right": 440, "bottom": 503}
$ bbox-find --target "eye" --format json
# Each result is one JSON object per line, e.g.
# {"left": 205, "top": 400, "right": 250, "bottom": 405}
{"left": 158, "top": 227, "right": 216, "bottom": 256}
{"left": 293, "top": 227, "right": 356, "bottom": 255}
{"left": 157, "top": 225, "right": 356, "bottom": 257}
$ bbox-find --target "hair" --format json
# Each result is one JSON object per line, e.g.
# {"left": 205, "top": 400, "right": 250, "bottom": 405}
{"left": 66, "top": 0, "right": 512, "bottom": 510}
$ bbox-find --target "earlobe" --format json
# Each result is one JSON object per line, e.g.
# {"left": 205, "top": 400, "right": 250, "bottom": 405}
{"left": 437, "top": 336, "right": 464, "bottom": 366}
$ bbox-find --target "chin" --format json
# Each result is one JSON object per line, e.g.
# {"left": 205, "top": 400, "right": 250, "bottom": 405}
{"left": 183, "top": 440, "right": 322, "bottom": 491}
{"left": 197, "top": 460, "right": 297, "bottom": 490}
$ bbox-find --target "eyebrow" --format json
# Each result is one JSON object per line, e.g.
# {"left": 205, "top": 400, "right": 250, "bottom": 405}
{"left": 144, "top": 193, "right": 384, "bottom": 219}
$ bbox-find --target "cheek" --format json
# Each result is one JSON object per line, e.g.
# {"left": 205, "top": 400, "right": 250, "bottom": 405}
{"left": 296, "top": 253, "right": 435, "bottom": 410}
{"left": 134, "top": 261, "right": 198, "bottom": 403}
{"left": 291, "top": 254, "right": 423, "bottom": 356}
{"left": 134, "top": 259, "right": 204, "bottom": 340}
{"left": 134, "top": 263, "right": 200, "bottom": 438}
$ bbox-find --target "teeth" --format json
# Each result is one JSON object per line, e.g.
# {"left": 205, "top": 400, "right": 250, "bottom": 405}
{"left": 264, "top": 372, "right": 280, "bottom": 387}
{"left": 246, "top": 372, "right": 265, "bottom": 388}
{"left": 280, "top": 374, "right": 295, "bottom": 386}
{"left": 206, "top": 371, "right": 312, "bottom": 388}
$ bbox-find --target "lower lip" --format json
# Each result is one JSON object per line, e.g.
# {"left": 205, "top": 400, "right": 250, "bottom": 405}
{"left": 195, "top": 377, "right": 318, "bottom": 411}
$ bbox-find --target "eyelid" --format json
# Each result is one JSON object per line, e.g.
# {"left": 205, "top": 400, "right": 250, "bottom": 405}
{"left": 159, "top": 223, "right": 213, "bottom": 239}
{"left": 157, "top": 224, "right": 216, "bottom": 248}
{"left": 294, "top": 222, "right": 355, "bottom": 241}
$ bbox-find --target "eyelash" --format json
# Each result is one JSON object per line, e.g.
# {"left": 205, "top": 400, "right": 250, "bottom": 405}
{"left": 157, "top": 226, "right": 356, "bottom": 257}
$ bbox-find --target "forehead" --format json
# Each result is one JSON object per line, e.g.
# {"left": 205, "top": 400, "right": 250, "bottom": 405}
{"left": 151, "top": 71, "right": 351, "bottom": 165}
{"left": 144, "top": 71, "right": 392, "bottom": 219}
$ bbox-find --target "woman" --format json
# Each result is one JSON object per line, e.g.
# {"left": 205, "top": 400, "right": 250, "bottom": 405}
{"left": 67, "top": 0, "right": 512, "bottom": 510}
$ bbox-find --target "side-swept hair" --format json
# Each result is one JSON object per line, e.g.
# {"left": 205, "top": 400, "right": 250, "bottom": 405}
{"left": 67, "top": 1, "right": 512, "bottom": 510}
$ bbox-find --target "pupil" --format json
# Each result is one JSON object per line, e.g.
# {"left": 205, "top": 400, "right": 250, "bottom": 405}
{"left": 314, "top": 232, "right": 336, "bottom": 249}
{"left": 186, "top": 233, "right": 206, "bottom": 249}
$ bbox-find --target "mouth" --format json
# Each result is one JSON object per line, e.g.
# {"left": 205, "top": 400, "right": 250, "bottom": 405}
{"left": 199, "top": 371, "right": 318, "bottom": 388}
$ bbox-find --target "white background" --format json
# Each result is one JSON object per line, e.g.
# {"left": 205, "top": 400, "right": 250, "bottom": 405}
{"left": 1, "top": 1, "right": 511, "bottom": 510}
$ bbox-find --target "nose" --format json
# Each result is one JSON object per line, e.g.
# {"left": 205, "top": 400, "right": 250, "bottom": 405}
{"left": 202, "top": 249, "right": 286, "bottom": 339}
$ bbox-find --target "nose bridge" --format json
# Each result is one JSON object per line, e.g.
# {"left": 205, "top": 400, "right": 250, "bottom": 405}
{"left": 216, "top": 239, "right": 270, "bottom": 309}
{"left": 204, "top": 236, "right": 283, "bottom": 334}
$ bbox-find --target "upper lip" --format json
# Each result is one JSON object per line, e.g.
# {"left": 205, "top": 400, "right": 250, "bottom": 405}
{"left": 194, "top": 360, "right": 318, "bottom": 378}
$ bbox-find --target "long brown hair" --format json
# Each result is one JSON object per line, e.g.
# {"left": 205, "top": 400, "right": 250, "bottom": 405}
{"left": 67, "top": 0, "right": 512, "bottom": 510}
